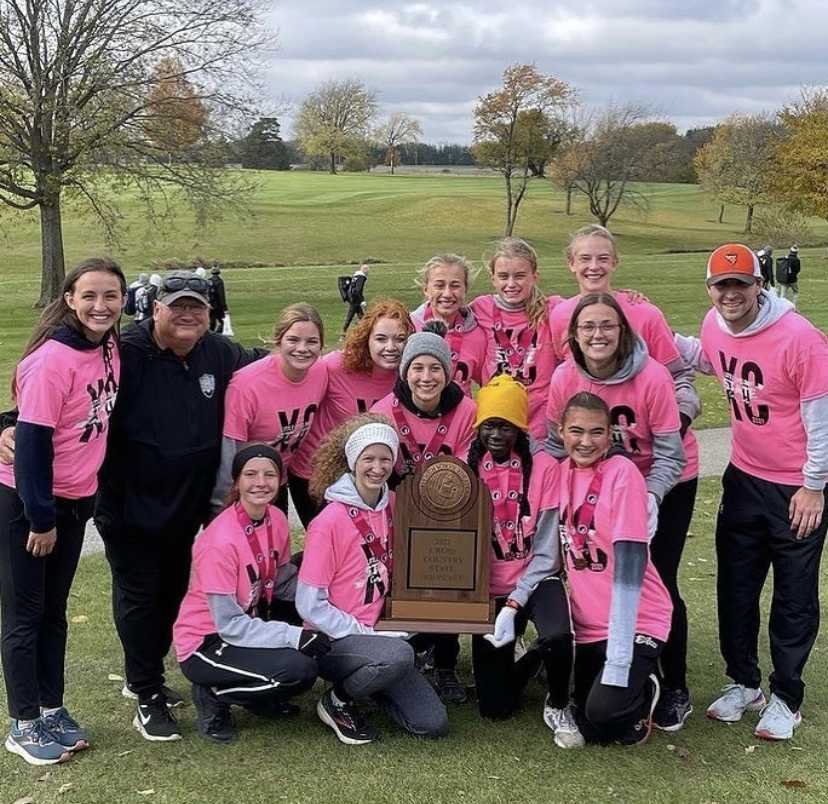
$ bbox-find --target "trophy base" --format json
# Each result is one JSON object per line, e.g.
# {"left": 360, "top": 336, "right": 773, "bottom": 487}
{"left": 375, "top": 599, "right": 495, "bottom": 634}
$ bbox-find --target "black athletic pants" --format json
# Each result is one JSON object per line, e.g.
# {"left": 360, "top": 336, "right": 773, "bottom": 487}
{"left": 472, "top": 576, "right": 573, "bottom": 719}
{"left": 287, "top": 472, "right": 321, "bottom": 528}
{"left": 180, "top": 634, "right": 317, "bottom": 706}
{"left": 101, "top": 519, "right": 199, "bottom": 701}
{"left": 649, "top": 477, "right": 697, "bottom": 693}
{"left": 573, "top": 637, "right": 662, "bottom": 744}
{"left": 716, "top": 463, "right": 827, "bottom": 711}
{"left": 0, "top": 484, "right": 93, "bottom": 720}
{"left": 342, "top": 301, "right": 364, "bottom": 333}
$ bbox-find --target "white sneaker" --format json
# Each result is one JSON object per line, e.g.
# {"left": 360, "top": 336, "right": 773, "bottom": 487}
{"left": 754, "top": 694, "right": 802, "bottom": 741}
{"left": 706, "top": 684, "right": 766, "bottom": 723}
{"left": 542, "top": 698, "right": 585, "bottom": 749}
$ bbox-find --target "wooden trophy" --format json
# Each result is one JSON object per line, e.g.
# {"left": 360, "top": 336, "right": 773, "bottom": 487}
{"left": 375, "top": 455, "right": 494, "bottom": 634}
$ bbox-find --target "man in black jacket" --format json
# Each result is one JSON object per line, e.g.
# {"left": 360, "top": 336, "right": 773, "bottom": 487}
{"left": 208, "top": 265, "right": 228, "bottom": 332}
{"left": 94, "top": 271, "right": 265, "bottom": 741}
{"left": 757, "top": 246, "right": 774, "bottom": 289}
{"left": 777, "top": 246, "right": 801, "bottom": 307}
{"left": 342, "top": 263, "right": 369, "bottom": 335}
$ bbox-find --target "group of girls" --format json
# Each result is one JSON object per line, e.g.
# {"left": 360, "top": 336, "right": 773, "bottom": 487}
{"left": 1, "top": 225, "right": 696, "bottom": 763}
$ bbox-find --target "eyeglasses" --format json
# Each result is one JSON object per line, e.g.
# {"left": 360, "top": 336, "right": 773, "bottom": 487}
{"left": 576, "top": 322, "right": 620, "bottom": 335}
{"left": 167, "top": 301, "right": 208, "bottom": 314}
{"left": 161, "top": 276, "right": 210, "bottom": 295}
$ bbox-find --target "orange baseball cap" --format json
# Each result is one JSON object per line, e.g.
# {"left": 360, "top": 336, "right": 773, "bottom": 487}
{"left": 706, "top": 243, "right": 762, "bottom": 286}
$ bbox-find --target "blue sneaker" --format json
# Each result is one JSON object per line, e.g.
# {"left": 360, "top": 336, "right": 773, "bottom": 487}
{"left": 5, "top": 718, "right": 72, "bottom": 766}
{"left": 41, "top": 708, "right": 89, "bottom": 751}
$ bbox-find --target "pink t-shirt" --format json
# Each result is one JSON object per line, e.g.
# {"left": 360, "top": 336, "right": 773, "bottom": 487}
{"left": 700, "top": 308, "right": 828, "bottom": 486}
{"left": 483, "top": 450, "right": 560, "bottom": 597}
{"left": 371, "top": 392, "right": 476, "bottom": 473}
{"left": 223, "top": 354, "right": 328, "bottom": 474}
{"left": 411, "top": 308, "right": 487, "bottom": 396}
{"left": 559, "top": 455, "right": 672, "bottom": 644}
{"left": 547, "top": 358, "right": 681, "bottom": 480}
{"left": 173, "top": 504, "right": 291, "bottom": 662}
{"left": 291, "top": 351, "right": 397, "bottom": 479}
{"left": 469, "top": 294, "right": 564, "bottom": 439}
{"left": 0, "top": 338, "right": 120, "bottom": 498}
{"left": 299, "top": 496, "right": 395, "bottom": 628}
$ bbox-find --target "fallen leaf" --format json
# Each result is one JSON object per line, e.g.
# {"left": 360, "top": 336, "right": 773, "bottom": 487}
{"left": 487, "top": 776, "right": 501, "bottom": 780}
{"left": 116, "top": 749, "right": 133, "bottom": 757}
{"left": 59, "top": 782, "right": 74, "bottom": 794}
{"left": 745, "top": 745, "right": 757, "bottom": 753}
{"left": 137, "top": 790, "right": 155, "bottom": 796}
{"left": 37, "top": 772, "right": 51, "bottom": 782}
{"left": 790, "top": 746, "right": 804, "bottom": 751}
{"left": 781, "top": 780, "right": 807, "bottom": 790}
{"left": 676, "top": 746, "right": 691, "bottom": 760}
{"left": 666, "top": 744, "right": 676, "bottom": 751}
{"left": 108, "top": 673, "right": 124, "bottom": 682}
{"left": 70, "top": 614, "right": 88, "bottom": 623}
{"left": 13, "top": 797, "right": 34, "bottom": 804}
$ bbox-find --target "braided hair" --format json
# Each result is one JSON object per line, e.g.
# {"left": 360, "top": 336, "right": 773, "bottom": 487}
{"left": 468, "top": 429, "right": 534, "bottom": 520}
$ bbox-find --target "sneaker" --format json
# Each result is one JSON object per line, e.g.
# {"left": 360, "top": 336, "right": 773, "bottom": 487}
{"left": 706, "top": 684, "right": 766, "bottom": 723}
{"left": 133, "top": 694, "right": 182, "bottom": 741}
{"left": 192, "top": 684, "right": 236, "bottom": 744}
{"left": 654, "top": 688, "right": 693, "bottom": 732}
{"left": 316, "top": 689, "right": 379, "bottom": 745}
{"left": 542, "top": 699, "right": 585, "bottom": 749}
{"left": 415, "top": 645, "right": 435, "bottom": 673}
{"left": 5, "top": 718, "right": 72, "bottom": 766}
{"left": 754, "top": 694, "right": 802, "bottom": 741}
{"left": 433, "top": 668, "right": 467, "bottom": 704}
{"left": 40, "top": 708, "right": 89, "bottom": 751}
{"left": 243, "top": 699, "right": 300, "bottom": 720}
{"left": 123, "top": 683, "right": 185, "bottom": 708}
{"left": 618, "top": 674, "right": 660, "bottom": 747}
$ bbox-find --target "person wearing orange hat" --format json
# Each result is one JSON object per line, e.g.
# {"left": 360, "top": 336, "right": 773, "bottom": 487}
{"left": 468, "top": 376, "right": 583, "bottom": 748}
{"left": 676, "top": 243, "right": 828, "bottom": 741}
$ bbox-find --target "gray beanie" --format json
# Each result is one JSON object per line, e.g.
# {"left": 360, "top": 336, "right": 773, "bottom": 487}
{"left": 399, "top": 331, "right": 452, "bottom": 380}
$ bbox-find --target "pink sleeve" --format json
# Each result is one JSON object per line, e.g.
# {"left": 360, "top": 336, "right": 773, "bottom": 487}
{"left": 298, "top": 516, "right": 337, "bottom": 588}
{"left": 790, "top": 329, "right": 828, "bottom": 402}
{"left": 645, "top": 364, "right": 681, "bottom": 434}
{"left": 196, "top": 533, "right": 240, "bottom": 595}
{"left": 641, "top": 309, "right": 680, "bottom": 366}
{"left": 546, "top": 365, "right": 566, "bottom": 424}
{"left": 222, "top": 375, "right": 253, "bottom": 441}
{"left": 534, "top": 454, "right": 559, "bottom": 512}
{"left": 609, "top": 460, "right": 648, "bottom": 544}
{"left": 16, "top": 353, "right": 70, "bottom": 428}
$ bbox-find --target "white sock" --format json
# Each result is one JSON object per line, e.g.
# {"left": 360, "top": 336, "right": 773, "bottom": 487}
{"left": 330, "top": 689, "right": 348, "bottom": 707}
{"left": 16, "top": 719, "right": 37, "bottom": 729}
{"left": 41, "top": 707, "right": 61, "bottom": 717}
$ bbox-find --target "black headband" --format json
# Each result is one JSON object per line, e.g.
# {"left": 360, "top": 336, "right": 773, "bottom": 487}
{"left": 231, "top": 444, "right": 283, "bottom": 481}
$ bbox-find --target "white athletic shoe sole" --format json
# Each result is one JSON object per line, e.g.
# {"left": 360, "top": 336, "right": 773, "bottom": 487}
{"left": 5, "top": 735, "right": 72, "bottom": 766}
{"left": 132, "top": 714, "right": 181, "bottom": 742}
{"left": 706, "top": 691, "right": 766, "bottom": 723}
{"left": 315, "top": 698, "right": 374, "bottom": 746}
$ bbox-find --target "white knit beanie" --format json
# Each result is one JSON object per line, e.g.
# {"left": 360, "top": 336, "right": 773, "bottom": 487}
{"left": 344, "top": 423, "right": 400, "bottom": 470}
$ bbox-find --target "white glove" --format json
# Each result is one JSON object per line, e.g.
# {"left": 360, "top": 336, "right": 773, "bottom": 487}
{"left": 483, "top": 606, "right": 517, "bottom": 648}
{"left": 374, "top": 630, "right": 410, "bottom": 639}
{"left": 647, "top": 493, "right": 660, "bottom": 542}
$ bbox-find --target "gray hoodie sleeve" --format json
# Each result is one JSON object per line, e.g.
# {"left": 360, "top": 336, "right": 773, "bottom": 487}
{"left": 509, "top": 509, "right": 561, "bottom": 607}
{"left": 210, "top": 436, "right": 243, "bottom": 519}
{"left": 600, "top": 541, "right": 647, "bottom": 688}
{"left": 802, "top": 396, "right": 828, "bottom": 491}
{"left": 674, "top": 333, "right": 714, "bottom": 376}
{"left": 647, "top": 431, "right": 686, "bottom": 502}
{"left": 206, "top": 594, "right": 302, "bottom": 650}
{"left": 666, "top": 356, "right": 702, "bottom": 422}
{"left": 544, "top": 420, "right": 567, "bottom": 459}
{"left": 295, "top": 580, "right": 374, "bottom": 639}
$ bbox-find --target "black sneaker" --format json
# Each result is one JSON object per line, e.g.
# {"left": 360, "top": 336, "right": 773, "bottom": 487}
{"left": 316, "top": 689, "right": 379, "bottom": 745}
{"left": 654, "top": 688, "right": 693, "bottom": 732}
{"left": 123, "top": 683, "right": 185, "bottom": 708}
{"left": 192, "top": 685, "right": 236, "bottom": 744}
{"left": 133, "top": 694, "right": 182, "bottom": 742}
{"left": 434, "top": 668, "right": 467, "bottom": 704}
{"left": 617, "top": 675, "right": 660, "bottom": 747}
{"left": 243, "top": 699, "right": 300, "bottom": 720}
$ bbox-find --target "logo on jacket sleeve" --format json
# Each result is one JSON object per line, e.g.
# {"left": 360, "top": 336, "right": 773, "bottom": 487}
{"left": 199, "top": 373, "right": 216, "bottom": 399}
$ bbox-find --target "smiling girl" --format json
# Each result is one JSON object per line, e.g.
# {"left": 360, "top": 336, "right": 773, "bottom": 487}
{"left": 211, "top": 303, "right": 328, "bottom": 519}
{"left": 0, "top": 259, "right": 125, "bottom": 765}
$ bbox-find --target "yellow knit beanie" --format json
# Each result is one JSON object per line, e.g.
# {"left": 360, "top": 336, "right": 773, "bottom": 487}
{"left": 473, "top": 375, "right": 529, "bottom": 431}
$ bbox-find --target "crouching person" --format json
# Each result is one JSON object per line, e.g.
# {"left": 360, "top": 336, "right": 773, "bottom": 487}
{"left": 173, "top": 445, "right": 324, "bottom": 743}
{"left": 297, "top": 415, "right": 449, "bottom": 745}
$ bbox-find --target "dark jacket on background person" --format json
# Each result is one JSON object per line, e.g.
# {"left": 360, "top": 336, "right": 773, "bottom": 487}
{"left": 787, "top": 252, "right": 801, "bottom": 283}
{"left": 94, "top": 319, "right": 266, "bottom": 536}
{"left": 758, "top": 252, "right": 774, "bottom": 287}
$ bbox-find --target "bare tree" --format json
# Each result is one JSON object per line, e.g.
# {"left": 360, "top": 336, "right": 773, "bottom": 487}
{"left": 295, "top": 79, "right": 378, "bottom": 175}
{"left": 0, "top": 0, "right": 270, "bottom": 304}
{"left": 375, "top": 113, "right": 422, "bottom": 174}
{"left": 551, "top": 103, "right": 651, "bottom": 228}
{"left": 472, "top": 63, "right": 573, "bottom": 236}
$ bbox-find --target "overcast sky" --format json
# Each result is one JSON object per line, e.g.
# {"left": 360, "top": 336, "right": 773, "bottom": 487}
{"left": 264, "top": 1, "right": 824, "bottom": 143}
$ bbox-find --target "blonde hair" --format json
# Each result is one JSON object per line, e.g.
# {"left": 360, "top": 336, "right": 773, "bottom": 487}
{"left": 309, "top": 412, "right": 395, "bottom": 503}
{"left": 272, "top": 303, "right": 324, "bottom": 347}
{"left": 487, "top": 237, "right": 547, "bottom": 330}
{"left": 415, "top": 254, "right": 475, "bottom": 291}
{"left": 342, "top": 298, "right": 414, "bottom": 373}
{"left": 565, "top": 224, "right": 618, "bottom": 262}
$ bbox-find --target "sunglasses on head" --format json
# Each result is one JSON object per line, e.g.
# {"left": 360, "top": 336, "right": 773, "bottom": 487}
{"left": 161, "top": 276, "right": 210, "bottom": 294}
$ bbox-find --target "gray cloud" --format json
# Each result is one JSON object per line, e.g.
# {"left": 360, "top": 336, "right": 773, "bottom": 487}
{"left": 264, "top": 1, "right": 825, "bottom": 142}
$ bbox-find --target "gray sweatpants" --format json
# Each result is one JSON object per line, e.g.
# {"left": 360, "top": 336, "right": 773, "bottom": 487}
{"left": 318, "top": 635, "right": 448, "bottom": 738}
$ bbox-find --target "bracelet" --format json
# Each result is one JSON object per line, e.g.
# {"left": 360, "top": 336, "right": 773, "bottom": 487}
{"left": 504, "top": 598, "right": 521, "bottom": 611}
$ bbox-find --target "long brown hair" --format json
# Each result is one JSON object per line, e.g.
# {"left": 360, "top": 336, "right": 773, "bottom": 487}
{"left": 342, "top": 298, "right": 414, "bottom": 374}
{"left": 272, "top": 303, "right": 324, "bottom": 348}
{"left": 567, "top": 292, "right": 636, "bottom": 375}
{"left": 487, "top": 237, "right": 548, "bottom": 330}
{"left": 13, "top": 258, "right": 127, "bottom": 399}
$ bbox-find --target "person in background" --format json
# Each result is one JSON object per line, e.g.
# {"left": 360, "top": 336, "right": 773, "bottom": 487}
{"left": 133, "top": 273, "right": 160, "bottom": 324}
{"left": 677, "top": 243, "right": 828, "bottom": 741}
{"left": 777, "top": 245, "right": 801, "bottom": 307}
{"left": 297, "top": 415, "right": 448, "bottom": 745}
{"left": 209, "top": 264, "right": 228, "bottom": 332}
{"left": 0, "top": 258, "right": 125, "bottom": 765}
{"left": 757, "top": 246, "right": 774, "bottom": 290}
{"left": 125, "top": 273, "right": 148, "bottom": 318}
{"left": 342, "top": 264, "right": 370, "bottom": 335}
{"left": 174, "top": 445, "right": 324, "bottom": 744}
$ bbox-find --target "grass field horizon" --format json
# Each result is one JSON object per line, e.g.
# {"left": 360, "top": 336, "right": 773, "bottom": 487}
{"left": 2, "top": 172, "right": 828, "bottom": 802}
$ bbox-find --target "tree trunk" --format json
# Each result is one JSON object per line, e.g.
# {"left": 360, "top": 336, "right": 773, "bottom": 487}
{"left": 504, "top": 174, "right": 514, "bottom": 236}
{"left": 744, "top": 204, "right": 754, "bottom": 234}
{"left": 329, "top": 151, "right": 337, "bottom": 175}
{"left": 565, "top": 185, "right": 573, "bottom": 215}
{"left": 38, "top": 195, "right": 66, "bottom": 307}
{"left": 390, "top": 153, "right": 395, "bottom": 175}
{"left": 718, "top": 203, "right": 725, "bottom": 224}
